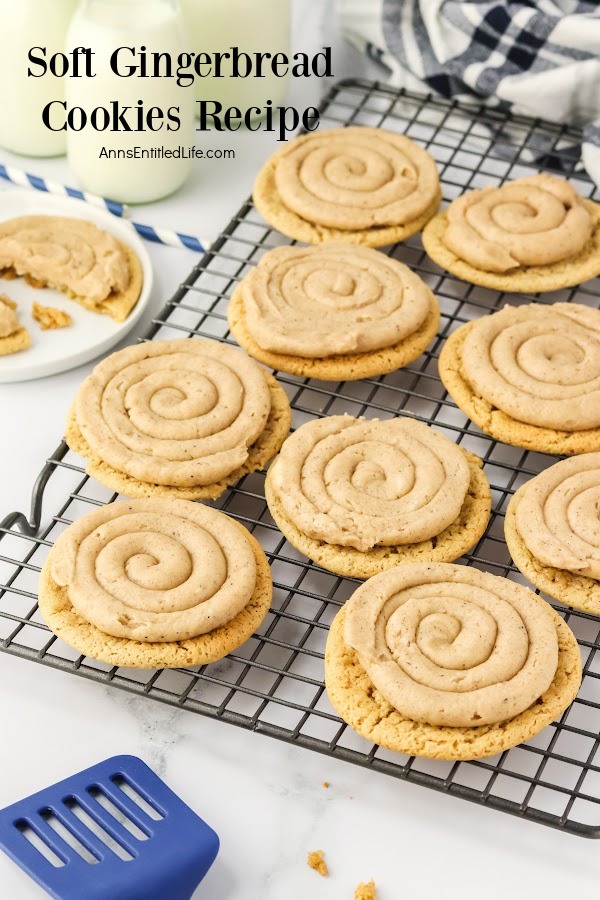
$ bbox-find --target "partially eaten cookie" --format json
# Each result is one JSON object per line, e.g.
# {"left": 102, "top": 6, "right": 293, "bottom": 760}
{"left": 0, "top": 215, "right": 143, "bottom": 321}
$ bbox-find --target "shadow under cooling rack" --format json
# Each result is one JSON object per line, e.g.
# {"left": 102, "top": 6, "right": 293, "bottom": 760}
{"left": 1, "top": 79, "right": 600, "bottom": 838}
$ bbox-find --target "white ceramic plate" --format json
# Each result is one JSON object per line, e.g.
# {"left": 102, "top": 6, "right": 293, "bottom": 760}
{"left": 0, "top": 192, "right": 153, "bottom": 383}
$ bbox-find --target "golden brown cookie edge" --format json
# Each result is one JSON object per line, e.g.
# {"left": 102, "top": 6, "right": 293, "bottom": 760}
{"left": 101, "top": 241, "right": 144, "bottom": 322}
{"left": 438, "top": 321, "right": 600, "bottom": 455}
{"left": 422, "top": 200, "right": 600, "bottom": 292}
{"left": 265, "top": 450, "right": 491, "bottom": 579}
{"left": 0, "top": 326, "right": 30, "bottom": 356}
{"left": 227, "top": 284, "right": 440, "bottom": 380}
{"left": 38, "top": 524, "right": 273, "bottom": 669}
{"left": 65, "top": 370, "right": 292, "bottom": 500}
{"left": 66, "top": 240, "right": 143, "bottom": 322}
{"left": 505, "top": 487, "right": 600, "bottom": 616}
{"left": 325, "top": 603, "right": 581, "bottom": 761}
{"left": 253, "top": 154, "right": 442, "bottom": 247}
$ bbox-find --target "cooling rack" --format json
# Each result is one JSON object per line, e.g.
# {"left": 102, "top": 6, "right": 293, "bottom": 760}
{"left": 2, "top": 79, "right": 600, "bottom": 838}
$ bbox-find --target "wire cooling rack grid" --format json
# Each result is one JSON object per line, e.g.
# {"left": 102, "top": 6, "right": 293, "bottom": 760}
{"left": 2, "top": 79, "right": 600, "bottom": 837}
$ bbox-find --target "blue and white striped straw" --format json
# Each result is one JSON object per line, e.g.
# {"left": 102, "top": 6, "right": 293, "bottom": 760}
{"left": 0, "top": 163, "right": 209, "bottom": 253}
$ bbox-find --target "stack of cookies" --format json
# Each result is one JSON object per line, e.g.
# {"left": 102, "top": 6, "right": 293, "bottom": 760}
{"left": 422, "top": 173, "right": 600, "bottom": 292}
{"left": 34, "top": 122, "right": 600, "bottom": 763}
{"left": 505, "top": 454, "right": 600, "bottom": 616}
{"left": 265, "top": 415, "right": 491, "bottom": 578}
{"left": 253, "top": 126, "right": 442, "bottom": 246}
{"left": 65, "top": 337, "right": 292, "bottom": 500}
{"left": 39, "top": 498, "right": 273, "bottom": 669}
{"left": 438, "top": 302, "right": 600, "bottom": 454}
{"left": 228, "top": 242, "right": 440, "bottom": 380}
{"left": 325, "top": 564, "right": 581, "bottom": 760}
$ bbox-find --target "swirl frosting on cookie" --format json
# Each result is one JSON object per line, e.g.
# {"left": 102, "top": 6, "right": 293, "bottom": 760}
{"left": 515, "top": 454, "right": 600, "bottom": 579}
{"left": 50, "top": 499, "right": 257, "bottom": 642}
{"left": 240, "top": 243, "right": 433, "bottom": 357}
{"left": 442, "top": 174, "right": 593, "bottom": 273}
{"left": 0, "top": 215, "right": 130, "bottom": 305}
{"left": 270, "top": 416, "right": 470, "bottom": 552}
{"left": 344, "top": 563, "right": 559, "bottom": 727}
{"left": 461, "top": 303, "right": 600, "bottom": 431}
{"left": 75, "top": 338, "right": 272, "bottom": 487}
{"left": 273, "top": 127, "right": 440, "bottom": 230}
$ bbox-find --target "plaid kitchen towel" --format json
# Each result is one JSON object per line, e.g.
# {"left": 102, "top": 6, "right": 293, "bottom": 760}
{"left": 339, "top": 0, "right": 600, "bottom": 188}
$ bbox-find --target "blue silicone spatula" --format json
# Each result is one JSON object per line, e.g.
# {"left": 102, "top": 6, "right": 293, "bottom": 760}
{"left": 0, "top": 754, "right": 219, "bottom": 900}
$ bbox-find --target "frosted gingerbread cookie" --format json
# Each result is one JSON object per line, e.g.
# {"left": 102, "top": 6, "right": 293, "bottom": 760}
{"left": 66, "top": 337, "right": 292, "bottom": 500}
{"left": 422, "top": 174, "right": 600, "bottom": 292}
{"left": 325, "top": 563, "right": 581, "bottom": 760}
{"left": 265, "top": 415, "right": 491, "bottom": 578}
{"left": 505, "top": 453, "right": 600, "bottom": 615}
{"left": 0, "top": 294, "right": 29, "bottom": 356}
{"left": 38, "top": 498, "right": 273, "bottom": 669}
{"left": 253, "top": 127, "right": 441, "bottom": 246}
{"left": 228, "top": 242, "right": 440, "bottom": 380}
{"left": 439, "top": 303, "right": 600, "bottom": 454}
{"left": 0, "top": 215, "right": 143, "bottom": 321}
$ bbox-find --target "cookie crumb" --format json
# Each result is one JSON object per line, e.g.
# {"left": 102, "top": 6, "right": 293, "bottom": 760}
{"left": 355, "top": 881, "right": 376, "bottom": 900}
{"left": 0, "top": 293, "right": 17, "bottom": 310}
{"left": 322, "top": 781, "right": 329, "bottom": 788}
{"left": 307, "top": 850, "right": 328, "bottom": 877}
{"left": 32, "top": 302, "right": 73, "bottom": 330}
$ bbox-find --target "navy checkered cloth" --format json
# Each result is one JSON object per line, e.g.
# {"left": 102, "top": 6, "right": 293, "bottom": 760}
{"left": 340, "top": 0, "right": 600, "bottom": 186}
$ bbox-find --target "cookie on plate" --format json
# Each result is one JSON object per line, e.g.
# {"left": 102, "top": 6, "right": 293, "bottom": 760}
{"left": 265, "top": 415, "right": 491, "bottom": 578}
{"left": 0, "top": 294, "right": 29, "bottom": 356}
{"left": 228, "top": 242, "right": 440, "bottom": 380}
{"left": 325, "top": 563, "right": 581, "bottom": 760}
{"left": 422, "top": 174, "right": 600, "bottom": 292}
{"left": 253, "top": 127, "right": 441, "bottom": 247}
{"left": 66, "top": 337, "right": 292, "bottom": 500}
{"left": 38, "top": 498, "right": 273, "bottom": 668}
{"left": 505, "top": 453, "right": 600, "bottom": 616}
{"left": 439, "top": 302, "right": 600, "bottom": 454}
{"left": 0, "top": 215, "right": 143, "bottom": 321}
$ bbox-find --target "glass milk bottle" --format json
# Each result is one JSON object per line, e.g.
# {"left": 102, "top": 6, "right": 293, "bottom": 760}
{"left": 66, "top": 0, "right": 195, "bottom": 203}
{"left": 181, "top": 0, "right": 291, "bottom": 119}
{"left": 0, "top": 0, "right": 78, "bottom": 156}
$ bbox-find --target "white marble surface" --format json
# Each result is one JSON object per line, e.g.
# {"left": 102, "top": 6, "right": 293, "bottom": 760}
{"left": 1, "top": 5, "right": 600, "bottom": 898}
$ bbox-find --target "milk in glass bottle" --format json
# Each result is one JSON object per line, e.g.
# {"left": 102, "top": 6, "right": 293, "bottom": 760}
{"left": 66, "top": 0, "right": 194, "bottom": 203}
{"left": 0, "top": 0, "right": 78, "bottom": 156}
{"left": 181, "top": 0, "right": 291, "bottom": 118}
